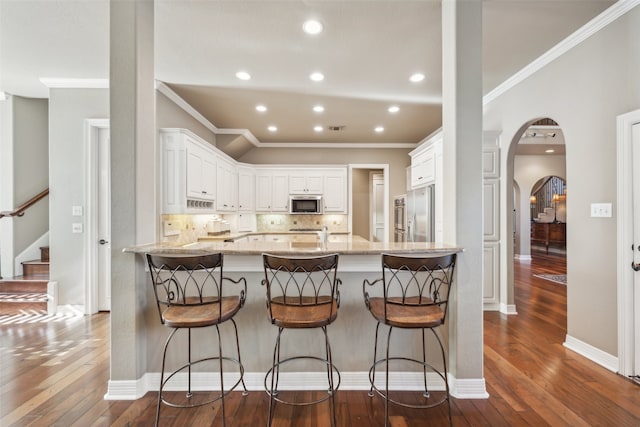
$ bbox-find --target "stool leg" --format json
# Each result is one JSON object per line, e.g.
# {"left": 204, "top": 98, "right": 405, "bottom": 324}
{"left": 368, "top": 322, "right": 382, "bottom": 398}
{"left": 431, "top": 328, "right": 452, "bottom": 426}
{"left": 422, "top": 328, "right": 430, "bottom": 398}
{"left": 187, "top": 328, "right": 193, "bottom": 398}
{"left": 384, "top": 326, "right": 394, "bottom": 427}
{"left": 231, "top": 318, "right": 249, "bottom": 395}
{"left": 215, "top": 325, "right": 226, "bottom": 427}
{"left": 323, "top": 326, "right": 337, "bottom": 427}
{"left": 156, "top": 328, "right": 178, "bottom": 427}
{"left": 268, "top": 327, "right": 283, "bottom": 427}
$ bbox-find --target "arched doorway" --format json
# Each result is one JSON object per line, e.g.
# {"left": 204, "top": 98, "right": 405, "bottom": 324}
{"left": 510, "top": 117, "right": 567, "bottom": 309}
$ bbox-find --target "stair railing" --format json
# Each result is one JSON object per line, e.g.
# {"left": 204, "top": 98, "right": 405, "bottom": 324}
{"left": 0, "top": 188, "right": 49, "bottom": 219}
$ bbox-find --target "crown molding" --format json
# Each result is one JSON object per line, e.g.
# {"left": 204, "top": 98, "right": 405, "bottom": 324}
{"left": 39, "top": 78, "right": 109, "bottom": 89}
{"left": 483, "top": 0, "right": 640, "bottom": 106}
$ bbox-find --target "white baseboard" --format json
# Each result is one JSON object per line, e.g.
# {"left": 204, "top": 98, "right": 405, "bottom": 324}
{"left": 104, "top": 371, "right": 463, "bottom": 400}
{"left": 47, "top": 281, "right": 58, "bottom": 315}
{"left": 500, "top": 303, "right": 517, "bottom": 315}
{"left": 514, "top": 254, "right": 532, "bottom": 262}
{"left": 449, "top": 376, "right": 489, "bottom": 399}
{"left": 564, "top": 335, "right": 618, "bottom": 373}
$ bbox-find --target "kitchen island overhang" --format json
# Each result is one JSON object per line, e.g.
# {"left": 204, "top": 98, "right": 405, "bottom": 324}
{"left": 108, "top": 239, "right": 462, "bottom": 400}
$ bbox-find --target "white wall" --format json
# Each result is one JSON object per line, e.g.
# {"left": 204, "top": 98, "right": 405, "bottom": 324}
{"left": 13, "top": 96, "right": 49, "bottom": 257}
{"left": 0, "top": 95, "right": 48, "bottom": 277}
{"left": 485, "top": 6, "right": 640, "bottom": 356}
{"left": 514, "top": 154, "right": 566, "bottom": 257}
{"left": 49, "top": 88, "right": 109, "bottom": 306}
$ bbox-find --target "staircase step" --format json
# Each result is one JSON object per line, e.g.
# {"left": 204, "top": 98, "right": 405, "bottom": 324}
{"left": 0, "top": 293, "right": 48, "bottom": 314}
{"left": 40, "top": 246, "right": 50, "bottom": 262}
{"left": 22, "top": 260, "right": 50, "bottom": 276}
{"left": 0, "top": 278, "right": 48, "bottom": 293}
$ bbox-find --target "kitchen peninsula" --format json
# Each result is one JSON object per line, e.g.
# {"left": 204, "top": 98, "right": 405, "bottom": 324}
{"left": 118, "top": 236, "right": 462, "bottom": 396}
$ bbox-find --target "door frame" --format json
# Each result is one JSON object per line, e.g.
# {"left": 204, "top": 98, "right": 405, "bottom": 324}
{"left": 617, "top": 109, "right": 640, "bottom": 377}
{"left": 348, "top": 164, "right": 389, "bottom": 243}
{"left": 84, "top": 118, "right": 110, "bottom": 314}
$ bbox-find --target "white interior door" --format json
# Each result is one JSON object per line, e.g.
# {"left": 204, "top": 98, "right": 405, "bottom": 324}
{"left": 98, "top": 128, "right": 111, "bottom": 311}
{"left": 631, "top": 122, "right": 640, "bottom": 376}
{"left": 371, "top": 173, "right": 385, "bottom": 242}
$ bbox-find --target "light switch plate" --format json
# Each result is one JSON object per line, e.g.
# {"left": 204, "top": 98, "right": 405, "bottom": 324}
{"left": 72, "top": 223, "right": 83, "bottom": 233}
{"left": 590, "top": 203, "right": 612, "bottom": 218}
{"left": 72, "top": 205, "right": 83, "bottom": 216}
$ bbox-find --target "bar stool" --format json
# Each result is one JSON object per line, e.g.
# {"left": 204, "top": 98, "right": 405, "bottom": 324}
{"left": 146, "top": 253, "right": 248, "bottom": 427}
{"left": 261, "top": 253, "right": 342, "bottom": 427}
{"left": 363, "top": 253, "right": 457, "bottom": 426}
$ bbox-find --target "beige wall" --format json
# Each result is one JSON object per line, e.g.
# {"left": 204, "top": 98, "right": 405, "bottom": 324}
{"left": 485, "top": 6, "right": 640, "bottom": 356}
{"left": 156, "top": 91, "right": 216, "bottom": 145}
{"left": 49, "top": 88, "right": 109, "bottom": 306}
{"left": 11, "top": 96, "right": 49, "bottom": 261}
{"left": 351, "top": 169, "right": 370, "bottom": 239}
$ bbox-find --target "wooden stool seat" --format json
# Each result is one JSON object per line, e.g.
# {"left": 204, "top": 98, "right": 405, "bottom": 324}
{"left": 367, "top": 297, "right": 443, "bottom": 329}
{"left": 162, "top": 296, "right": 243, "bottom": 328}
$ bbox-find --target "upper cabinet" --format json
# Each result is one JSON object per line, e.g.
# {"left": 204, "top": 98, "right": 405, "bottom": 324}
{"left": 255, "top": 170, "right": 289, "bottom": 212}
{"left": 216, "top": 157, "right": 238, "bottom": 212}
{"left": 410, "top": 146, "right": 436, "bottom": 188}
{"left": 323, "top": 169, "right": 347, "bottom": 213}
{"left": 237, "top": 167, "right": 255, "bottom": 212}
{"left": 160, "top": 129, "right": 349, "bottom": 215}
{"left": 186, "top": 138, "right": 217, "bottom": 202}
{"left": 289, "top": 171, "right": 324, "bottom": 194}
{"left": 161, "top": 129, "right": 217, "bottom": 214}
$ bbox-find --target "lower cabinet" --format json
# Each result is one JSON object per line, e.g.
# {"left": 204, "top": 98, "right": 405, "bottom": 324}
{"left": 483, "top": 242, "right": 500, "bottom": 310}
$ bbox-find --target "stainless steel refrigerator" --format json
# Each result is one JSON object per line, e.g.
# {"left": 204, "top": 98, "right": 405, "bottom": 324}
{"left": 406, "top": 184, "right": 435, "bottom": 242}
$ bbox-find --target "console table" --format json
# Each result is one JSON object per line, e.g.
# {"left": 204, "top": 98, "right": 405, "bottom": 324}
{"left": 530, "top": 222, "right": 566, "bottom": 254}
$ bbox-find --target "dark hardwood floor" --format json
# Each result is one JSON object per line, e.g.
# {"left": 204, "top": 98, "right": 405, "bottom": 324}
{"left": 2, "top": 252, "right": 640, "bottom": 426}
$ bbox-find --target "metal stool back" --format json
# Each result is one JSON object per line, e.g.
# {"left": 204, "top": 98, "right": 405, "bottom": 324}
{"left": 146, "top": 253, "right": 247, "bottom": 426}
{"left": 261, "top": 253, "right": 342, "bottom": 427}
{"left": 363, "top": 253, "right": 457, "bottom": 426}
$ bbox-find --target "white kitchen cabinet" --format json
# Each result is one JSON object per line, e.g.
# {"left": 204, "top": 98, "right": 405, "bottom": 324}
{"left": 255, "top": 171, "right": 289, "bottom": 212}
{"left": 289, "top": 172, "right": 324, "bottom": 194}
{"left": 264, "top": 234, "right": 290, "bottom": 242}
{"left": 216, "top": 158, "right": 237, "bottom": 212}
{"left": 255, "top": 173, "right": 272, "bottom": 211}
{"left": 323, "top": 169, "right": 347, "bottom": 213}
{"left": 160, "top": 129, "right": 216, "bottom": 214}
{"left": 237, "top": 167, "right": 255, "bottom": 212}
{"left": 410, "top": 146, "right": 435, "bottom": 188}
{"left": 186, "top": 140, "right": 216, "bottom": 201}
{"left": 272, "top": 173, "right": 290, "bottom": 211}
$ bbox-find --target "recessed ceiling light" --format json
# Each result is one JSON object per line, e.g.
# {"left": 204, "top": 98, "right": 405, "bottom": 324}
{"left": 374, "top": 126, "right": 385, "bottom": 133}
{"left": 310, "top": 72, "right": 324, "bottom": 82}
{"left": 303, "top": 19, "right": 323, "bottom": 35}
{"left": 256, "top": 104, "right": 267, "bottom": 112}
{"left": 545, "top": 149, "right": 555, "bottom": 153}
{"left": 268, "top": 125, "right": 278, "bottom": 132}
{"left": 388, "top": 106, "right": 400, "bottom": 113}
{"left": 313, "top": 105, "right": 325, "bottom": 113}
{"left": 409, "top": 73, "right": 425, "bottom": 83}
{"left": 235, "top": 71, "right": 251, "bottom": 81}
{"left": 314, "top": 126, "right": 324, "bottom": 132}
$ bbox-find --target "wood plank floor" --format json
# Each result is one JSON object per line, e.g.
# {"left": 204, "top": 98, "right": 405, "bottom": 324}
{"left": 2, "top": 252, "right": 640, "bottom": 426}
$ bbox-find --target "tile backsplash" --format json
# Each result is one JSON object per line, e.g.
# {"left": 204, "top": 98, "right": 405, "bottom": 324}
{"left": 159, "top": 213, "right": 348, "bottom": 244}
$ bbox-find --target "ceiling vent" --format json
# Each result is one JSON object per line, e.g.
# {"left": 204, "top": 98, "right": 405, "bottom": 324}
{"left": 327, "top": 125, "right": 346, "bottom": 132}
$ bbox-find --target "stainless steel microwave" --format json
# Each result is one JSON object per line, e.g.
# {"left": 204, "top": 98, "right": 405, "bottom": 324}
{"left": 290, "top": 195, "right": 323, "bottom": 214}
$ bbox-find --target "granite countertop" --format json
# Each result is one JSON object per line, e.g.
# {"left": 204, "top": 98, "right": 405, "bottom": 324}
{"left": 198, "top": 230, "right": 350, "bottom": 242}
{"left": 124, "top": 235, "right": 462, "bottom": 256}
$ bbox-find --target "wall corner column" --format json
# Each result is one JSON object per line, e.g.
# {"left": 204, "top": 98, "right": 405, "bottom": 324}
{"left": 108, "top": 0, "right": 155, "bottom": 390}
{"left": 442, "top": 0, "right": 488, "bottom": 398}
